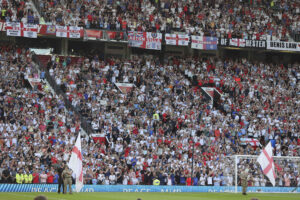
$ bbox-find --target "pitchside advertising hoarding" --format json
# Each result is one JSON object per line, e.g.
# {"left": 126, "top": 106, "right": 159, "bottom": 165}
{"left": 0, "top": 185, "right": 299, "bottom": 193}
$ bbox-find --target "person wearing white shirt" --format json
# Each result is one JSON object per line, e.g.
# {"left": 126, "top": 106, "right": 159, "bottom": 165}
{"left": 260, "top": 176, "right": 267, "bottom": 187}
{"left": 213, "top": 175, "right": 221, "bottom": 186}
{"left": 254, "top": 176, "right": 260, "bottom": 186}
{"left": 207, "top": 175, "right": 213, "bottom": 186}
{"left": 122, "top": 174, "right": 129, "bottom": 185}
{"left": 109, "top": 173, "right": 116, "bottom": 185}
{"left": 104, "top": 177, "right": 110, "bottom": 185}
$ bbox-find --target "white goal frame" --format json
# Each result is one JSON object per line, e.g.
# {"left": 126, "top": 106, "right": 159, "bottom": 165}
{"left": 229, "top": 155, "right": 300, "bottom": 193}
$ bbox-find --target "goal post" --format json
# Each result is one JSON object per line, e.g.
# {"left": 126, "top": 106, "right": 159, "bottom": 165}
{"left": 229, "top": 155, "right": 300, "bottom": 193}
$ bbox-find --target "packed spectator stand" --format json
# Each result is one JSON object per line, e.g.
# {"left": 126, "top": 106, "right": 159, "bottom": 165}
{"left": 1, "top": 0, "right": 299, "bottom": 41}
{"left": 0, "top": 0, "right": 39, "bottom": 24}
{"left": 0, "top": 45, "right": 82, "bottom": 184}
{"left": 0, "top": 43, "right": 299, "bottom": 186}
{"left": 31, "top": 0, "right": 299, "bottom": 41}
{"left": 0, "top": 0, "right": 300, "bottom": 188}
{"left": 42, "top": 52, "right": 299, "bottom": 186}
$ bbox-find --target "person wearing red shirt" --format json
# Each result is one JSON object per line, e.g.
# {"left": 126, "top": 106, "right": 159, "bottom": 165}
{"left": 47, "top": 169, "right": 54, "bottom": 184}
{"left": 32, "top": 169, "right": 40, "bottom": 184}
{"left": 186, "top": 177, "right": 192, "bottom": 186}
{"left": 51, "top": 156, "right": 58, "bottom": 165}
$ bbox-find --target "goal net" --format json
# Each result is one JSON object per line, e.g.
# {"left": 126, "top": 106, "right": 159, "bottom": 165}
{"left": 226, "top": 155, "right": 300, "bottom": 193}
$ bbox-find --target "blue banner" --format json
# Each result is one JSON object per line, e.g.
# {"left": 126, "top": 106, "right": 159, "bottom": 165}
{"left": 0, "top": 184, "right": 299, "bottom": 193}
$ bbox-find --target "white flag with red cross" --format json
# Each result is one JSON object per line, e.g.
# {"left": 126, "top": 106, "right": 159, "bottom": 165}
{"left": 240, "top": 138, "right": 260, "bottom": 146}
{"left": 68, "top": 133, "right": 83, "bottom": 192}
{"left": 230, "top": 38, "right": 246, "bottom": 47}
{"left": 6, "top": 22, "right": 38, "bottom": 38}
{"left": 257, "top": 142, "right": 276, "bottom": 186}
{"left": 165, "top": 34, "right": 189, "bottom": 46}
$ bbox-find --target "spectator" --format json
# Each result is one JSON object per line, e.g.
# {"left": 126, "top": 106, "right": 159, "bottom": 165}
{"left": 32, "top": 169, "right": 40, "bottom": 184}
{"left": 40, "top": 171, "right": 47, "bottom": 184}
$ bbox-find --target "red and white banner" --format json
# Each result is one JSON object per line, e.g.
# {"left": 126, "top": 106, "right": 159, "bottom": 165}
{"left": 230, "top": 38, "right": 246, "bottom": 47}
{"left": 146, "top": 32, "right": 162, "bottom": 50}
{"left": 27, "top": 78, "right": 42, "bottom": 88}
{"left": 115, "top": 83, "right": 135, "bottom": 94}
{"left": 1, "top": 21, "right": 55, "bottom": 35}
{"left": 240, "top": 138, "right": 260, "bottom": 146}
{"left": 68, "top": 26, "right": 81, "bottom": 38}
{"left": 6, "top": 22, "right": 38, "bottom": 38}
{"left": 6, "top": 22, "right": 21, "bottom": 37}
{"left": 257, "top": 142, "right": 276, "bottom": 186}
{"left": 56, "top": 26, "right": 68, "bottom": 37}
{"left": 23, "top": 24, "right": 38, "bottom": 38}
{"left": 56, "top": 26, "right": 81, "bottom": 38}
{"left": 91, "top": 134, "right": 106, "bottom": 144}
{"left": 128, "top": 31, "right": 162, "bottom": 50}
{"left": 68, "top": 133, "right": 83, "bottom": 192}
{"left": 85, "top": 29, "right": 103, "bottom": 40}
{"left": 165, "top": 34, "right": 189, "bottom": 46}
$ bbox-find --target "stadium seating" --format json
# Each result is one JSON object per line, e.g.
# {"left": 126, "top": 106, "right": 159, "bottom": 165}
{"left": 28, "top": 0, "right": 299, "bottom": 41}
{"left": 29, "top": 52, "right": 299, "bottom": 186}
{"left": 0, "top": 0, "right": 39, "bottom": 24}
{"left": 0, "top": 45, "right": 299, "bottom": 186}
{"left": 0, "top": 0, "right": 300, "bottom": 188}
{"left": 0, "top": 45, "right": 81, "bottom": 184}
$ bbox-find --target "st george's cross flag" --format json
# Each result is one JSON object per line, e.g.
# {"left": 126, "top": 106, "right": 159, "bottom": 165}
{"left": 68, "top": 133, "right": 83, "bottom": 192}
{"left": 257, "top": 142, "right": 276, "bottom": 186}
{"left": 6, "top": 22, "right": 38, "bottom": 38}
{"left": 229, "top": 38, "right": 246, "bottom": 47}
{"left": 165, "top": 34, "right": 189, "bottom": 46}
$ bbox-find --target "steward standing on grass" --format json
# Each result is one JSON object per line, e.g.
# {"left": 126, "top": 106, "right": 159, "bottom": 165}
{"left": 241, "top": 168, "right": 249, "bottom": 195}
{"left": 62, "top": 165, "right": 73, "bottom": 194}
{"left": 57, "top": 162, "right": 65, "bottom": 194}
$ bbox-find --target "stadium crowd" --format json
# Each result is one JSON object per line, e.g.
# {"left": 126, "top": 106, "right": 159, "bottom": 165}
{"left": 0, "top": 0, "right": 39, "bottom": 24}
{"left": 1, "top": 0, "right": 299, "bottom": 41}
{"left": 0, "top": 45, "right": 82, "bottom": 184}
{"left": 0, "top": 43, "right": 299, "bottom": 186}
{"left": 35, "top": 0, "right": 299, "bottom": 41}
{"left": 9, "top": 48, "right": 296, "bottom": 187}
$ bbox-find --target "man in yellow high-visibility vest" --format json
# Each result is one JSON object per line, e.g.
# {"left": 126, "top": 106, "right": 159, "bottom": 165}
{"left": 153, "top": 178, "right": 160, "bottom": 185}
{"left": 16, "top": 169, "right": 24, "bottom": 184}
{"left": 24, "top": 169, "right": 33, "bottom": 184}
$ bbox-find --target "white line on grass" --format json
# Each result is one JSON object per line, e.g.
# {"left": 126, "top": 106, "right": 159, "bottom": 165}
{"left": 6, "top": 193, "right": 67, "bottom": 200}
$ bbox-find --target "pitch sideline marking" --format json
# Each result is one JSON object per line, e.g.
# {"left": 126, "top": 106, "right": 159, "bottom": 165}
{"left": 6, "top": 193, "right": 67, "bottom": 200}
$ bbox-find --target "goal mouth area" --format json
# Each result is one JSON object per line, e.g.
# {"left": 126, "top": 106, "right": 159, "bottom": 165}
{"left": 226, "top": 155, "right": 300, "bottom": 193}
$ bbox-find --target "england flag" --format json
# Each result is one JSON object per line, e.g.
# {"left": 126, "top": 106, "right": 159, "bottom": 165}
{"left": 230, "top": 38, "right": 246, "bottom": 47}
{"left": 257, "top": 142, "right": 276, "bottom": 186}
{"left": 68, "top": 133, "right": 83, "bottom": 192}
{"left": 165, "top": 34, "right": 189, "bottom": 46}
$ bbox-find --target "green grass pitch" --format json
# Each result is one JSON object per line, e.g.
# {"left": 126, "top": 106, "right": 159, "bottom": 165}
{"left": 0, "top": 192, "right": 300, "bottom": 200}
